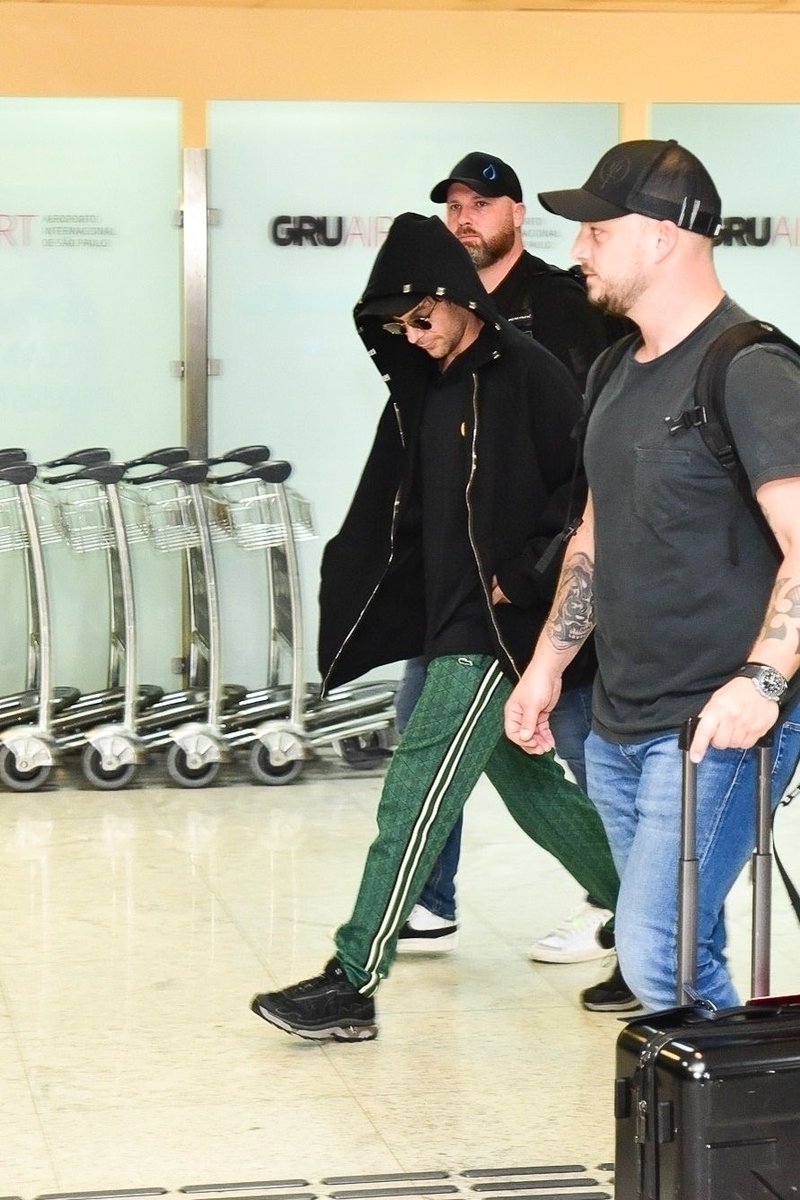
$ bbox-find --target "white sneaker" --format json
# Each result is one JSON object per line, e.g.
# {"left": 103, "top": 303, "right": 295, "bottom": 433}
{"left": 396, "top": 904, "right": 458, "bottom": 954}
{"left": 528, "top": 901, "right": 613, "bottom": 963}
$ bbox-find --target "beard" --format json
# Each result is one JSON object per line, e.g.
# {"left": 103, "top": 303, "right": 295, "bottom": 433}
{"left": 586, "top": 268, "right": 647, "bottom": 318}
{"left": 458, "top": 223, "right": 516, "bottom": 270}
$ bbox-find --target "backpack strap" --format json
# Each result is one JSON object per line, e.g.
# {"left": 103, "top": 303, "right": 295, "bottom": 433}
{"left": 667, "top": 320, "right": 800, "bottom": 512}
{"left": 581, "top": 330, "right": 640, "bottom": 422}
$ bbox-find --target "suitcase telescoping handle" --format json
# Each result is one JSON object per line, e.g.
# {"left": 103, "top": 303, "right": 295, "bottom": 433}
{"left": 677, "top": 717, "right": 774, "bottom": 1005}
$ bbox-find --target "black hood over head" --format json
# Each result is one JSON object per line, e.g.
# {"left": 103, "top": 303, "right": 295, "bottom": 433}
{"left": 353, "top": 212, "right": 502, "bottom": 385}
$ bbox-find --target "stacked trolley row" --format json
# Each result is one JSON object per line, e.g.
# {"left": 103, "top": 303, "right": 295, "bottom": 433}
{"left": 0, "top": 446, "right": 396, "bottom": 792}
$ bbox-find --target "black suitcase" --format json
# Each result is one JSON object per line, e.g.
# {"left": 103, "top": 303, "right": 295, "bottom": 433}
{"left": 613, "top": 720, "right": 800, "bottom": 1199}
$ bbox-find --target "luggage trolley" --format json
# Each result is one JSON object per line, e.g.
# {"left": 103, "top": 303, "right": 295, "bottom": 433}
{"left": 121, "top": 457, "right": 239, "bottom": 787}
{"left": 206, "top": 463, "right": 397, "bottom": 785}
{"left": 115, "top": 447, "right": 281, "bottom": 788}
{"left": 0, "top": 448, "right": 81, "bottom": 740}
{"left": 39, "top": 459, "right": 152, "bottom": 788}
{"left": 0, "top": 458, "right": 64, "bottom": 790}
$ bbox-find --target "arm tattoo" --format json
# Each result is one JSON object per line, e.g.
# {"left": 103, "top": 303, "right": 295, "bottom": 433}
{"left": 547, "top": 552, "right": 596, "bottom": 653}
{"left": 760, "top": 576, "right": 800, "bottom": 650}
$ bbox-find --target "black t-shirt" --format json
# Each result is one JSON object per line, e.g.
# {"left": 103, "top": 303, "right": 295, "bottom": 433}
{"left": 420, "top": 332, "right": 494, "bottom": 661}
{"left": 585, "top": 296, "right": 800, "bottom": 740}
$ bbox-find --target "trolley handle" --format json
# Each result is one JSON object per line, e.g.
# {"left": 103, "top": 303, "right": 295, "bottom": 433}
{"left": 678, "top": 716, "right": 774, "bottom": 1005}
{"left": 0, "top": 448, "right": 28, "bottom": 467}
{"left": 247, "top": 460, "right": 292, "bottom": 484}
{"left": 78, "top": 463, "right": 127, "bottom": 485}
{"left": 209, "top": 444, "right": 271, "bottom": 466}
{"left": 125, "top": 460, "right": 209, "bottom": 486}
{"left": 0, "top": 462, "right": 37, "bottom": 485}
{"left": 210, "top": 459, "right": 292, "bottom": 486}
{"left": 39, "top": 462, "right": 128, "bottom": 486}
{"left": 124, "top": 446, "right": 190, "bottom": 470}
{"left": 42, "top": 447, "right": 112, "bottom": 469}
{"left": 679, "top": 716, "right": 773, "bottom": 753}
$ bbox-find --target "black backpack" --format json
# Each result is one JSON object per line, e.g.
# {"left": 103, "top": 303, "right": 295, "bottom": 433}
{"left": 540, "top": 318, "right": 800, "bottom": 571}
{"left": 585, "top": 319, "right": 800, "bottom": 539}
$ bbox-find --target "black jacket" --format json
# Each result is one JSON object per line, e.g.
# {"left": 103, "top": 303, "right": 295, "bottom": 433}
{"left": 492, "top": 251, "right": 613, "bottom": 389}
{"left": 318, "top": 213, "right": 586, "bottom": 693}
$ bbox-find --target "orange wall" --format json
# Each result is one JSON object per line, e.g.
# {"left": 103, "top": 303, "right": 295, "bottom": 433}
{"left": 4, "top": 5, "right": 800, "bottom": 145}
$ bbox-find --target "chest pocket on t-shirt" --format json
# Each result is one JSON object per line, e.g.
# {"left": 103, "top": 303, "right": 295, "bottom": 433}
{"left": 633, "top": 446, "right": 693, "bottom": 532}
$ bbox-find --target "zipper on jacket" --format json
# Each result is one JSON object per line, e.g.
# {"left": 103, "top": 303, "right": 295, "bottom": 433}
{"left": 322, "top": 404, "right": 405, "bottom": 694}
{"left": 464, "top": 372, "right": 519, "bottom": 680}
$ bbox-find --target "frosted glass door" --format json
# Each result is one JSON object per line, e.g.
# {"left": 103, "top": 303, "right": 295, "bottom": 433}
{"left": 0, "top": 99, "right": 183, "bottom": 693}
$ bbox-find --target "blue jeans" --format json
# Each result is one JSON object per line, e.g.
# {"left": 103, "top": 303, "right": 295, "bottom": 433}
{"left": 585, "top": 701, "right": 800, "bottom": 1012}
{"left": 394, "top": 657, "right": 594, "bottom": 921}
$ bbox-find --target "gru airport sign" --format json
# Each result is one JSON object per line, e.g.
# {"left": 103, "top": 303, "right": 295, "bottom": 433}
{"left": 716, "top": 216, "right": 800, "bottom": 248}
{"left": 269, "top": 214, "right": 393, "bottom": 247}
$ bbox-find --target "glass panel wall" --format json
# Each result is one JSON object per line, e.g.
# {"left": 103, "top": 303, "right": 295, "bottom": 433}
{"left": 652, "top": 105, "right": 800, "bottom": 333}
{"left": 0, "top": 98, "right": 183, "bottom": 694}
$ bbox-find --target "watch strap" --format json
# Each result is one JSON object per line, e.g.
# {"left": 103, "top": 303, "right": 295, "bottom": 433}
{"left": 736, "top": 661, "right": 789, "bottom": 699}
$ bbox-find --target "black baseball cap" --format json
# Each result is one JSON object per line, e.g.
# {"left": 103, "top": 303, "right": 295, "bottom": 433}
{"left": 538, "top": 139, "right": 722, "bottom": 238}
{"left": 430, "top": 152, "right": 523, "bottom": 203}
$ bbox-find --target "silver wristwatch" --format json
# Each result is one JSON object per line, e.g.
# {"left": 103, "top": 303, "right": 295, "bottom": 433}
{"left": 736, "top": 662, "right": 789, "bottom": 702}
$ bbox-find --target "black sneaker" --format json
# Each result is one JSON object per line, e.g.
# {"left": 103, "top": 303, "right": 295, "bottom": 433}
{"left": 581, "top": 963, "right": 641, "bottom": 1013}
{"left": 250, "top": 958, "right": 378, "bottom": 1042}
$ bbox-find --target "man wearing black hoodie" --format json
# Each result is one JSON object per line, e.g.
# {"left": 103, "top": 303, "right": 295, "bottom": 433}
{"left": 249, "top": 213, "right": 620, "bottom": 1042}
{"left": 397, "top": 153, "right": 636, "bottom": 1015}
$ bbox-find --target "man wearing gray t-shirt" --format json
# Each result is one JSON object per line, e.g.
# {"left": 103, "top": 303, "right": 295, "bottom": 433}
{"left": 503, "top": 138, "right": 800, "bottom": 1012}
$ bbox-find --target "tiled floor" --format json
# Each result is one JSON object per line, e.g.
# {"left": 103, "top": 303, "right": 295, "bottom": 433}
{"left": 1, "top": 750, "right": 799, "bottom": 1198}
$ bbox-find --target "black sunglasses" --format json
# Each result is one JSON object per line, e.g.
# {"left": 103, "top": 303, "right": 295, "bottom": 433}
{"left": 382, "top": 299, "right": 439, "bottom": 336}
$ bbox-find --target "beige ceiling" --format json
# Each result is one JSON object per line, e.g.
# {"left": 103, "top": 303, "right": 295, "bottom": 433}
{"left": 13, "top": 0, "right": 800, "bottom": 9}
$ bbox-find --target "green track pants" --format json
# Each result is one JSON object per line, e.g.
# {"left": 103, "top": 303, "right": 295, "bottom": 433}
{"left": 335, "top": 654, "right": 619, "bottom": 995}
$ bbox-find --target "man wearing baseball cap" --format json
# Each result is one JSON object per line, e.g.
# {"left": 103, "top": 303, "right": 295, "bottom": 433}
{"left": 505, "top": 139, "right": 800, "bottom": 1012}
{"left": 429, "top": 150, "right": 616, "bottom": 384}
{"left": 393, "top": 150, "right": 638, "bottom": 1015}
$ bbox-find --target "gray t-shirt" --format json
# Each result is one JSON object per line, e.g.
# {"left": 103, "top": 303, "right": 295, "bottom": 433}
{"left": 584, "top": 295, "right": 800, "bottom": 741}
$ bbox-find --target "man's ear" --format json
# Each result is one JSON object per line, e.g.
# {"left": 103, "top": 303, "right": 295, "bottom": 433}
{"left": 513, "top": 201, "right": 526, "bottom": 231}
{"left": 653, "top": 219, "right": 679, "bottom": 261}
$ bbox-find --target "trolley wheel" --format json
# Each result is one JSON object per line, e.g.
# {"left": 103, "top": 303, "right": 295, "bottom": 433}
{"left": 165, "top": 743, "right": 221, "bottom": 789}
{"left": 249, "top": 740, "right": 304, "bottom": 786}
{"left": 81, "top": 744, "right": 137, "bottom": 791}
{"left": 339, "top": 730, "right": 394, "bottom": 769}
{"left": 0, "top": 745, "right": 52, "bottom": 792}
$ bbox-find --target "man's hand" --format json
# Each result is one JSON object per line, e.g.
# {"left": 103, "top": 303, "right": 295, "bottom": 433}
{"left": 689, "top": 676, "right": 778, "bottom": 763}
{"left": 504, "top": 669, "right": 562, "bottom": 754}
{"left": 491, "top": 576, "right": 509, "bottom": 605}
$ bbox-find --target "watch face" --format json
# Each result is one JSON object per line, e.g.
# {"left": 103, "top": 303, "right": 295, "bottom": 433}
{"left": 756, "top": 666, "right": 786, "bottom": 701}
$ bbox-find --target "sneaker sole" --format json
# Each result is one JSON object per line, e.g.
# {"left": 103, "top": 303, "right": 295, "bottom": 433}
{"left": 396, "top": 932, "right": 458, "bottom": 955}
{"left": 528, "top": 944, "right": 613, "bottom": 963}
{"left": 581, "top": 997, "right": 643, "bottom": 1013}
{"left": 250, "top": 997, "right": 378, "bottom": 1042}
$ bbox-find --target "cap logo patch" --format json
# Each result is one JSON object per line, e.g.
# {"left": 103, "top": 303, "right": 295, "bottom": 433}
{"left": 599, "top": 156, "right": 631, "bottom": 186}
{"left": 482, "top": 164, "right": 498, "bottom": 182}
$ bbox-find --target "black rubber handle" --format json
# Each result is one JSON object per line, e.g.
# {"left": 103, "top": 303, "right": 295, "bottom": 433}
{"left": 42, "top": 448, "right": 112, "bottom": 469}
{"left": 125, "top": 446, "right": 190, "bottom": 469}
{"left": 78, "top": 463, "right": 127, "bottom": 485}
{"left": 0, "top": 462, "right": 37, "bottom": 485}
{"left": 210, "top": 459, "right": 292, "bottom": 486}
{"left": 126, "top": 460, "right": 208, "bottom": 486}
{"left": 211, "top": 444, "right": 271, "bottom": 466}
